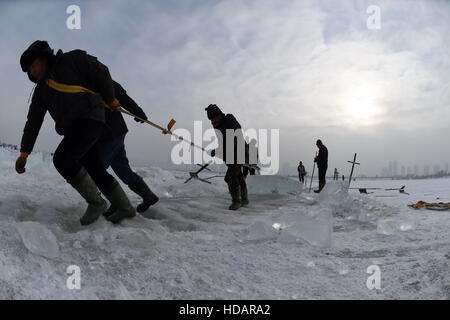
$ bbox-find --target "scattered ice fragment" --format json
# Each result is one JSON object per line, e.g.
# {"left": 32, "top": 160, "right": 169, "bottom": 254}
{"left": 246, "top": 221, "right": 278, "bottom": 241}
{"left": 247, "top": 175, "right": 302, "bottom": 195}
{"left": 16, "top": 221, "right": 59, "bottom": 258}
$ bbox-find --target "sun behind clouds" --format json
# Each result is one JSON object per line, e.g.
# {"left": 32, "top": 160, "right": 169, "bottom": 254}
{"left": 340, "top": 83, "right": 383, "bottom": 127}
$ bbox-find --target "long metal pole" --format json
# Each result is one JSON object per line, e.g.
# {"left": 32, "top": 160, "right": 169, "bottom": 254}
{"left": 309, "top": 152, "right": 317, "bottom": 192}
{"left": 119, "top": 107, "right": 259, "bottom": 170}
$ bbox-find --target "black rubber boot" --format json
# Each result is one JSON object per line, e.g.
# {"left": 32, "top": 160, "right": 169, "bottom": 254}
{"left": 240, "top": 184, "right": 249, "bottom": 206}
{"left": 128, "top": 177, "right": 159, "bottom": 213}
{"left": 314, "top": 181, "right": 325, "bottom": 193}
{"left": 103, "top": 182, "right": 136, "bottom": 224}
{"left": 70, "top": 169, "right": 108, "bottom": 226}
{"left": 228, "top": 186, "right": 242, "bottom": 211}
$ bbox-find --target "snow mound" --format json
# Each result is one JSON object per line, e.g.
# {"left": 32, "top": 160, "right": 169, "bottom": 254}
{"left": 16, "top": 222, "right": 60, "bottom": 259}
{"left": 135, "top": 166, "right": 177, "bottom": 183}
{"left": 247, "top": 175, "right": 302, "bottom": 195}
{"left": 165, "top": 178, "right": 227, "bottom": 198}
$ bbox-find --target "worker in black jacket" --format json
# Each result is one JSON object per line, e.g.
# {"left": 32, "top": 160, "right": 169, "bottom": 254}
{"left": 99, "top": 81, "right": 159, "bottom": 217}
{"left": 205, "top": 104, "right": 248, "bottom": 210}
{"left": 16, "top": 40, "right": 135, "bottom": 225}
{"left": 314, "top": 139, "right": 328, "bottom": 193}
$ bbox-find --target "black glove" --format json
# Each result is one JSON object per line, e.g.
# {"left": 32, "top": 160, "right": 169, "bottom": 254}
{"left": 15, "top": 155, "right": 27, "bottom": 174}
{"left": 133, "top": 109, "right": 148, "bottom": 123}
{"left": 208, "top": 149, "right": 216, "bottom": 157}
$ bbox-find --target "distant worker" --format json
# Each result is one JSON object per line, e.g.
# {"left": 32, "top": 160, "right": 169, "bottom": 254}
{"left": 314, "top": 139, "right": 328, "bottom": 193}
{"left": 297, "top": 161, "right": 306, "bottom": 183}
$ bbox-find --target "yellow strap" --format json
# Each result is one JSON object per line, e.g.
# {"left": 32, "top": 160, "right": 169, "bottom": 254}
{"left": 45, "top": 78, "right": 180, "bottom": 137}
{"left": 45, "top": 79, "right": 109, "bottom": 107}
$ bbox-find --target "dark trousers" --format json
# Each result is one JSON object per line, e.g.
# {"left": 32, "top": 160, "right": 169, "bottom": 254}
{"left": 98, "top": 135, "right": 140, "bottom": 186}
{"left": 299, "top": 174, "right": 305, "bottom": 183}
{"left": 225, "top": 164, "right": 246, "bottom": 192}
{"left": 53, "top": 119, "right": 115, "bottom": 192}
{"left": 318, "top": 165, "right": 327, "bottom": 191}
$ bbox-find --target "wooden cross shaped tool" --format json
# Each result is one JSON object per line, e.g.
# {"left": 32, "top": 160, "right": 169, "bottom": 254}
{"left": 347, "top": 153, "right": 360, "bottom": 188}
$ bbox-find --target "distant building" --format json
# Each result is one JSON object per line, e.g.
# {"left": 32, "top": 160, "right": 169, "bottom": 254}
{"left": 423, "top": 165, "right": 430, "bottom": 176}
{"left": 393, "top": 160, "right": 398, "bottom": 177}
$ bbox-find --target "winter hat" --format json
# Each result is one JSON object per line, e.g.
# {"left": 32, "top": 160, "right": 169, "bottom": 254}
{"left": 205, "top": 104, "right": 224, "bottom": 120}
{"left": 20, "top": 40, "right": 54, "bottom": 72}
{"left": 316, "top": 139, "right": 323, "bottom": 145}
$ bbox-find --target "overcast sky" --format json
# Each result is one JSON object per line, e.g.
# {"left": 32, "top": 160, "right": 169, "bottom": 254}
{"left": 1, "top": 0, "right": 449, "bottom": 176}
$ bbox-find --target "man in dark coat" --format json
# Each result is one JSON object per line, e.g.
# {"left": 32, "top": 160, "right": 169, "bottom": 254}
{"left": 16, "top": 40, "right": 134, "bottom": 225}
{"left": 314, "top": 139, "right": 328, "bottom": 193}
{"left": 99, "top": 81, "right": 159, "bottom": 216}
{"left": 205, "top": 104, "right": 248, "bottom": 210}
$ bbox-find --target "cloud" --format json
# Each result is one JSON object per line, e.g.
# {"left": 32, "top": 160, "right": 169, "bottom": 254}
{"left": 0, "top": 0, "right": 449, "bottom": 175}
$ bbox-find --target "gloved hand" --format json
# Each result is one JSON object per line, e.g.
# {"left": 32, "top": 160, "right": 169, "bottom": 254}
{"left": 108, "top": 98, "right": 121, "bottom": 112}
{"left": 133, "top": 109, "right": 148, "bottom": 123}
{"left": 208, "top": 149, "right": 216, "bottom": 158}
{"left": 15, "top": 153, "right": 28, "bottom": 174}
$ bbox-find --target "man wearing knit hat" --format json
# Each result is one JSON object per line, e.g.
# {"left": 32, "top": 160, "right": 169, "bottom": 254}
{"left": 16, "top": 40, "right": 136, "bottom": 225}
{"left": 205, "top": 104, "right": 249, "bottom": 210}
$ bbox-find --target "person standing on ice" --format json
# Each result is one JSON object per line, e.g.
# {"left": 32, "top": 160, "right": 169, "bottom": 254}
{"left": 16, "top": 40, "right": 135, "bottom": 225}
{"left": 99, "top": 81, "right": 159, "bottom": 218}
{"left": 205, "top": 104, "right": 248, "bottom": 210}
{"left": 314, "top": 139, "right": 328, "bottom": 193}
{"left": 297, "top": 161, "right": 306, "bottom": 183}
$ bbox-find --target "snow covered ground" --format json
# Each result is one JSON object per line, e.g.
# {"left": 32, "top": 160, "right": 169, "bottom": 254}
{"left": 1, "top": 147, "right": 449, "bottom": 299}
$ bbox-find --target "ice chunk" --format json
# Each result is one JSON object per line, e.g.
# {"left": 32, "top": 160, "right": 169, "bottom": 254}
{"left": 245, "top": 221, "right": 279, "bottom": 241}
{"left": 247, "top": 175, "right": 302, "bottom": 195}
{"left": 339, "top": 267, "right": 349, "bottom": 275}
{"left": 316, "top": 181, "right": 368, "bottom": 220}
{"left": 318, "top": 181, "right": 349, "bottom": 204}
{"left": 16, "top": 222, "right": 60, "bottom": 259}
{"left": 377, "top": 218, "right": 416, "bottom": 235}
{"left": 376, "top": 219, "right": 396, "bottom": 235}
{"left": 399, "top": 223, "right": 415, "bottom": 231}
{"left": 277, "top": 207, "right": 333, "bottom": 247}
{"left": 297, "top": 195, "right": 317, "bottom": 205}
